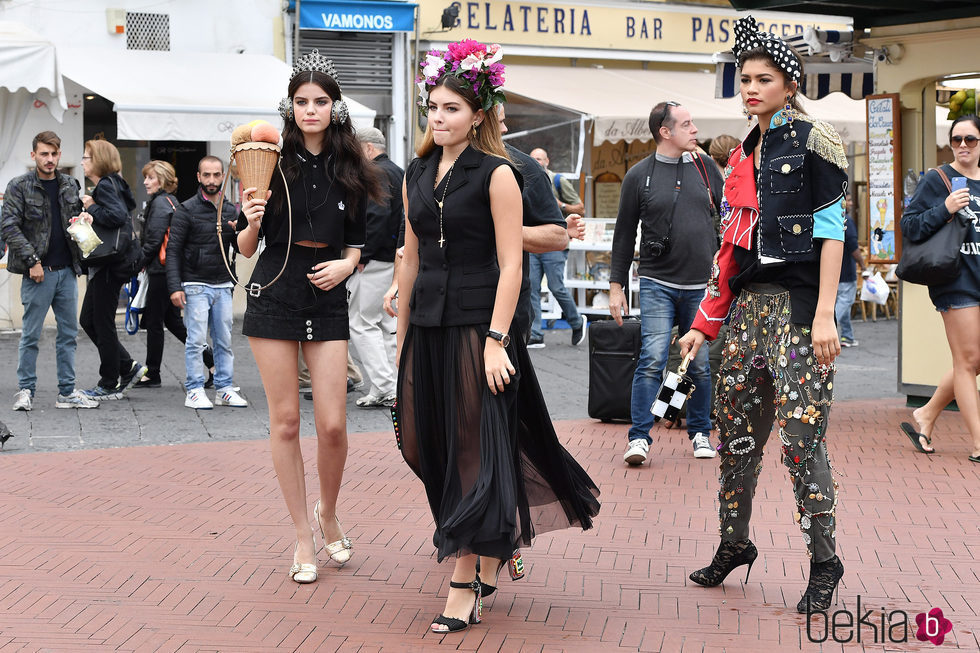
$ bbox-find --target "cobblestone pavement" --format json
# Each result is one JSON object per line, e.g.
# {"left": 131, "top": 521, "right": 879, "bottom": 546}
{"left": 0, "top": 317, "right": 898, "bottom": 452}
{"left": 4, "top": 315, "right": 967, "bottom": 653}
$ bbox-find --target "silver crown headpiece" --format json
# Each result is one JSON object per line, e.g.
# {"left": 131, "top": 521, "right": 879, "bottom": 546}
{"left": 292, "top": 49, "right": 341, "bottom": 88}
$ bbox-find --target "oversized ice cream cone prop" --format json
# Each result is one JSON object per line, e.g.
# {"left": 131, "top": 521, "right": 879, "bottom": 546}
{"left": 233, "top": 141, "right": 280, "bottom": 201}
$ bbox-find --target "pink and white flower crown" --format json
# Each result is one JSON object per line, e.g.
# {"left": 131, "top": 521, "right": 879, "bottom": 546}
{"left": 417, "top": 39, "right": 506, "bottom": 115}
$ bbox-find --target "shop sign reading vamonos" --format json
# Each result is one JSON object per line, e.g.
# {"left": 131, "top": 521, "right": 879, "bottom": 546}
{"left": 420, "top": 1, "right": 847, "bottom": 54}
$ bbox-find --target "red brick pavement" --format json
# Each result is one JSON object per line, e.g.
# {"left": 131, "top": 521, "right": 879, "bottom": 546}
{"left": 1, "top": 398, "right": 978, "bottom": 652}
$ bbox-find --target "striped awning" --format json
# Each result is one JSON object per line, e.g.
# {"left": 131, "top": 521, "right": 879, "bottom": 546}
{"left": 714, "top": 29, "right": 874, "bottom": 101}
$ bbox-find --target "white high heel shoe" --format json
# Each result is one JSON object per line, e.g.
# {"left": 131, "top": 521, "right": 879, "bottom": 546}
{"left": 288, "top": 533, "right": 318, "bottom": 584}
{"left": 315, "top": 500, "right": 353, "bottom": 566}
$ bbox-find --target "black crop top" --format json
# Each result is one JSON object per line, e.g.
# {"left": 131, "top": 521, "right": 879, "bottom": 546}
{"left": 237, "top": 147, "right": 366, "bottom": 249}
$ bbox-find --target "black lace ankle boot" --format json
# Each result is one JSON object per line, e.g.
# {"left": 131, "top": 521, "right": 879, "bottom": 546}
{"left": 689, "top": 539, "right": 758, "bottom": 587}
{"left": 796, "top": 555, "right": 844, "bottom": 613}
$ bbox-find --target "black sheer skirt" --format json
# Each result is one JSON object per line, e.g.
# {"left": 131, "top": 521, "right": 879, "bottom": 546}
{"left": 398, "top": 323, "right": 600, "bottom": 562}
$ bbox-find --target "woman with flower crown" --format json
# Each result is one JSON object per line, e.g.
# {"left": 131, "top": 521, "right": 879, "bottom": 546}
{"left": 238, "top": 51, "right": 381, "bottom": 585}
{"left": 678, "top": 16, "right": 848, "bottom": 613}
{"left": 396, "top": 40, "right": 600, "bottom": 634}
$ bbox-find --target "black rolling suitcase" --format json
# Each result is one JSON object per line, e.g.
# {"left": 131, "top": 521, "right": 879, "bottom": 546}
{"left": 587, "top": 316, "right": 641, "bottom": 422}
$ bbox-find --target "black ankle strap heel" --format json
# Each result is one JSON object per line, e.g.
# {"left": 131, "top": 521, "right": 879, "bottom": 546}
{"left": 480, "top": 550, "right": 525, "bottom": 597}
{"left": 430, "top": 579, "right": 482, "bottom": 633}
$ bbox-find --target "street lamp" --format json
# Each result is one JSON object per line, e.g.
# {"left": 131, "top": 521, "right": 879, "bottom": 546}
{"left": 441, "top": 4, "right": 459, "bottom": 29}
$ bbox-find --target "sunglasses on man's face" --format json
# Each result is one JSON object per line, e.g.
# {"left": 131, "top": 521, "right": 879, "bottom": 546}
{"left": 951, "top": 134, "right": 979, "bottom": 148}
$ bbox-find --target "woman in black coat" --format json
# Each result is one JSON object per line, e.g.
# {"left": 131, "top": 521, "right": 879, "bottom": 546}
{"left": 135, "top": 160, "right": 212, "bottom": 388}
{"left": 78, "top": 139, "right": 146, "bottom": 400}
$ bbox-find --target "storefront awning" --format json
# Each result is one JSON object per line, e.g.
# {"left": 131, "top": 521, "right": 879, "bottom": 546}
{"left": 504, "top": 65, "right": 867, "bottom": 146}
{"left": 0, "top": 22, "right": 66, "bottom": 116}
{"left": 58, "top": 49, "right": 376, "bottom": 142}
{"left": 727, "top": 1, "right": 980, "bottom": 28}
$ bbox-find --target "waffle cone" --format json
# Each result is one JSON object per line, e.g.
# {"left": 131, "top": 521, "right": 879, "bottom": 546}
{"left": 233, "top": 141, "right": 280, "bottom": 201}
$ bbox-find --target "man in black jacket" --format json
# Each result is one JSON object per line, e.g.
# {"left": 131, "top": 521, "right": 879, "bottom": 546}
{"left": 166, "top": 156, "right": 244, "bottom": 410}
{"left": 349, "top": 128, "right": 402, "bottom": 408}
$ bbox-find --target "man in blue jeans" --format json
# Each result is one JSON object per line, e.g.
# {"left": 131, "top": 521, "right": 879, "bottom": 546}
{"left": 528, "top": 147, "right": 586, "bottom": 347}
{"left": 166, "top": 156, "right": 244, "bottom": 410}
{"left": 834, "top": 196, "right": 865, "bottom": 347}
{"left": 608, "top": 102, "right": 724, "bottom": 464}
{"left": 1, "top": 131, "right": 98, "bottom": 411}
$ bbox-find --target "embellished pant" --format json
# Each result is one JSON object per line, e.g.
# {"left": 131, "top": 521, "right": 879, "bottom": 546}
{"left": 715, "top": 284, "right": 838, "bottom": 562}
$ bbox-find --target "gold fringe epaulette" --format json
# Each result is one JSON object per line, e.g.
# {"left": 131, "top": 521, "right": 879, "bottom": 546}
{"left": 798, "top": 115, "right": 848, "bottom": 170}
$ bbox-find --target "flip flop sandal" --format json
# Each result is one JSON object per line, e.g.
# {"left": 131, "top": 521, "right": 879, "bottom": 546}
{"left": 968, "top": 455, "right": 980, "bottom": 463}
{"left": 900, "top": 422, "right": 934, "bottom": 454}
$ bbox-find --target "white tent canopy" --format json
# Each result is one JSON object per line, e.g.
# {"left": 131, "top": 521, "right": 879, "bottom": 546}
{"left": 58, "top": 48, "right": 375, "bottom": 142}
{"left": 0, "top": 22, "right": 67, "bottom": 170}
{"left": 504, "top": 65, "right": 867, "bottom": 145}
{"left": 0, "top": 21, "right": 66, "bottom": 117}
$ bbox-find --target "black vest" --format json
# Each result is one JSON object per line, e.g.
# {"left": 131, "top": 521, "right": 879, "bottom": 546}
{"left": 748, "top": 117, "right": 847, "bottom": 264}
{"left": 406, "top": 145, "right": 521, "bottom": 327}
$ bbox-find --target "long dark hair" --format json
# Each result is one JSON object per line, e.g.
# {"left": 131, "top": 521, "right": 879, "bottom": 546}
{"left": 270, "top": 70, "right": 381, "bottom": 218}
{"left": 737, "top": 45, "right": 808, "bottom": 115}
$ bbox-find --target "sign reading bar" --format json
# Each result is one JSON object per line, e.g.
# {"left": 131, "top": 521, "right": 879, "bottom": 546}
{"left": 299, "top": 0, "right": 417, "bottom": 33}
{"left": 421, "top": 2, "right": 847, "bottom": 54}
{"left": 865, "top": 93, "right": 902, "bottom": 264}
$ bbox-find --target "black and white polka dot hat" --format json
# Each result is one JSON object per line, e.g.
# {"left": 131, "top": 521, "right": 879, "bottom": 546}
{"left": 733, "top": 15, "right": 801, "bottom": 82}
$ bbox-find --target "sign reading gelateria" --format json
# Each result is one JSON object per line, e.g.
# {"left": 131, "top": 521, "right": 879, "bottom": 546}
{"left": 422, "top": 2, "right": 846, "bottom": 53}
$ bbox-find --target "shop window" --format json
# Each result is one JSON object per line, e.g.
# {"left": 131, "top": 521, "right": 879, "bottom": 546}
{"left": 126, "top": 12, "right": 170, "bottom": 51}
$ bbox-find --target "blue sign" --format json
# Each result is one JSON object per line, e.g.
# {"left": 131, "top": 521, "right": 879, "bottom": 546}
{"left": 296, "top": 0, "right": 416, "bottom": 33}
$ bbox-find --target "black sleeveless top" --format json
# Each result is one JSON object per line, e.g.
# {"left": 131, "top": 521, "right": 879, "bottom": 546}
{"left": 406, "top": 145, "right": 522, "bottom": 327}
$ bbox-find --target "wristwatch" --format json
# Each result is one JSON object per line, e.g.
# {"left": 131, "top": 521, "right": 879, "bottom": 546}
{"left": 487, "top": 329, "right": 511, "bottom": 347}
{"left": 27, "top": 254, "right": 40, "bottom": 268}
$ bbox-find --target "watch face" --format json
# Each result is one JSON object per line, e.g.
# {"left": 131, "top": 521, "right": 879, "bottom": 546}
{"left": 500, "top": 334, "right": 511, "bottom": 347}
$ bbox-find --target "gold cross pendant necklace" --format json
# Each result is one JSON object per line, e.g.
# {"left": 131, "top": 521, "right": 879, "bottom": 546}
{"left": 434, "top": 157, "right": 457, "bottom": 248}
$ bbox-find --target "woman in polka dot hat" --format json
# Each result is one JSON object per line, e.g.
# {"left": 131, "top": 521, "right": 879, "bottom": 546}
{"left": 678, "top": 15, "right": 849, "bottom": 613}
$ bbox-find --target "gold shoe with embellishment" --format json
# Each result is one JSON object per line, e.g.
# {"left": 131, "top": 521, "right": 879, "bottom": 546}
{"left": 315, "top": 500, "right": 353, "bottom": 566}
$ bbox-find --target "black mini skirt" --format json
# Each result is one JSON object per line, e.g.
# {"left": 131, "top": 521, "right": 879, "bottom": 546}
{"left": 242, "top": 243, "right": 349, "bottom": 341}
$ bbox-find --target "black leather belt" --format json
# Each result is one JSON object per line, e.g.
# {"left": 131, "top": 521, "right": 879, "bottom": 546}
{"left": 42, "top": 265, "right": 67, "bottom": 272}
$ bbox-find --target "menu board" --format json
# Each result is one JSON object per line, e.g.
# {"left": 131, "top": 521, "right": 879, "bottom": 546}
{"left": 866, "top": 94, "right": 902, "bottom": 264}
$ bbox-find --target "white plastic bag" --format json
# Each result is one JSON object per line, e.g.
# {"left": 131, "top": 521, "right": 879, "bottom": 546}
{"left": 66, "top": 219, "right": 103, "bottom": 258}
{"left": 860, "top": 271, "right": 890, "bottom": 306}
{"left": 131, "top": 270, "right": 149, "bottom": 310}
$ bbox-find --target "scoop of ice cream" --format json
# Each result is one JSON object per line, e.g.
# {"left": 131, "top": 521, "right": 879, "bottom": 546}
{"left": 231, "top": 124, "right": 253, "bottom": 147}
{"left": 250, "top": 123, "right": 281, "bottom": 145}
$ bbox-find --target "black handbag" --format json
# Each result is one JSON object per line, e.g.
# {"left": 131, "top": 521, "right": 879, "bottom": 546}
{"left": 86, "top": 176, "right": 137, "bottom": 267}
{"left": 896, "top": 168, "right": 969, "bottom": 286}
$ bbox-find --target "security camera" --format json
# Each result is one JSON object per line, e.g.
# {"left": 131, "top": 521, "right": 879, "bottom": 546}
{"left": 874, "top": 48, "right": 889, "bottom": 64}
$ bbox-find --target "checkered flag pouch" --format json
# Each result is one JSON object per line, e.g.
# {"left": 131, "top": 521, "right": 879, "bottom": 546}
{"left": 650, "top": 354, "right": 696, "bottom": 423}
